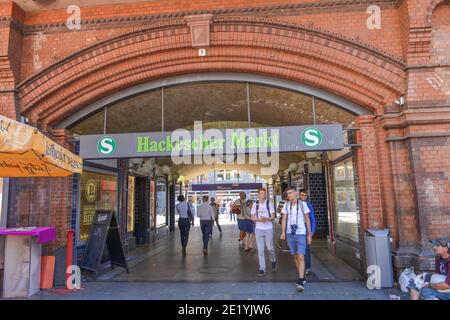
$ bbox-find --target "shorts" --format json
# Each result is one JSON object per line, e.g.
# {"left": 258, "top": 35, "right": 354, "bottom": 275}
{"left": 237, "top": 219, "right": 246, "bottom": 231}
{"left": 242, "top": 219, "right": 255, "bottom": 233}
{"left": 286, "top": 234, "right": 307, "bottom": 255}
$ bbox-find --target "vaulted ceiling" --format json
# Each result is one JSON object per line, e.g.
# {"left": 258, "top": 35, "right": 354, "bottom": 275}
{"left": 70, "top": 82, "right": 356, "bottom": 135}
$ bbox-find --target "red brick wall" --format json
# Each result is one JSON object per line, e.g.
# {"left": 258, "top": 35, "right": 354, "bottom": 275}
{"left": 17, "top": 1, "right": 406, "bottom": 81}
{"left": 7, "top": 176, "right": 73, "bottom": 252}
{"left": 6, "top": 129, "right": 76, "bottom": 252}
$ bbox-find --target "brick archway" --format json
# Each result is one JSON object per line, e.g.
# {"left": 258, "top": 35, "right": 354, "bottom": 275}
{"left": 16, "top": 16, "right": 406, "bottom": 129}
{"left": 426, "top": 0, "right": 450, "bottom": 24}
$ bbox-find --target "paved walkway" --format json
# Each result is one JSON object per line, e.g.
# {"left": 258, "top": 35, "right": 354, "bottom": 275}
{"left": 26, "top": 281, "right": 403, "bottom": 300}
{"left": 99, "top": 216, "right": 363, "bottom": 283}
{"left": 6, "top": 216, "right": 404, "bottom": 300}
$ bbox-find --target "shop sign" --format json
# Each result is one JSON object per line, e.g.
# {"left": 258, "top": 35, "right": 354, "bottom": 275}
{"left": 80, "top": 124, "right": 343, "bottom": 159}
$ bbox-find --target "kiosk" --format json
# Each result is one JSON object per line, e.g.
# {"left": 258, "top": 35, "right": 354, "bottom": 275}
{"left": 0, "top": 227, "right": 56, "bottom": 298}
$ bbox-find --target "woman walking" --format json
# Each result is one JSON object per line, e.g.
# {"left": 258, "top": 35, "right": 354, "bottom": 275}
{"left": 243, "top": 199, "right": 256, "bottom": 251}
{"left": 175, "top": 195, "right": 194, "bottom": 256}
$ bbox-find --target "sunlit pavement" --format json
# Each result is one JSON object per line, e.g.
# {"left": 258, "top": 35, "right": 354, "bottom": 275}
{"left": 22, "top": 281, "right": 404, "bottom": 300}
{"left": 10, "top": 215, "right": 403, "bottom": 300}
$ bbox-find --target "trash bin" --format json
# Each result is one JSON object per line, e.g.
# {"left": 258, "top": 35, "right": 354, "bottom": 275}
{"left": 364, "top": 228, "right": 394, "bottom": 288}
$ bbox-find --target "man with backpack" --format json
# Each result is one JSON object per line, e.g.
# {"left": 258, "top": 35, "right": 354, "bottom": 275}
{"left": 280, "top": 186, "right": 313, "bottom": 292}
{"left": 299, "top": 189, "right": 316, "bottom": 275}
{"left": 251, "top": 187, "right": 277, "bottom": 276}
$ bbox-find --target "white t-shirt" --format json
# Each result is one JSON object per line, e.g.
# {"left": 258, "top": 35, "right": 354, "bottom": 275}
{"left": 251, "top": 199, "right": 275, "bottom": 230}
{"left": 281, "top": 200, "right": 310, "bottom": 235}
{"left": 197, "top": 203, "right": 214, "bottom": 221}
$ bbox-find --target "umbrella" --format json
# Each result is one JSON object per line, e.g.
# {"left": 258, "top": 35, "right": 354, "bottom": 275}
{"left": 0, "top": 115, "right": 82, "bottom": 177}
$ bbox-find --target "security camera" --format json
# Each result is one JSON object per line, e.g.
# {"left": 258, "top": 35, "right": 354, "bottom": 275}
{"left": 395, "top": 96, "right": 405, "bottom": 106}
{"left": 20, "top": 116, "right": 29, "bottom": 124}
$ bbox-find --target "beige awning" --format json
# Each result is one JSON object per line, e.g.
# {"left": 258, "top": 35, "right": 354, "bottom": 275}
{"left": 0, "top": 115, "right": 82, "bottom": 177}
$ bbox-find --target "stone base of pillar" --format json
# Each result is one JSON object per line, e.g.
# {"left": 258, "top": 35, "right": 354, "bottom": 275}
{"left": 393, "top": 251, "right": 435, "bottom": 278}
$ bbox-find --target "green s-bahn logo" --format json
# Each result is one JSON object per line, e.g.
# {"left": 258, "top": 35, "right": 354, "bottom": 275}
{"left": 97, "top": 136, "right": 116, "bottom": 156}
{"left": 301, "top": 127, "right": 323, "bottom": 148}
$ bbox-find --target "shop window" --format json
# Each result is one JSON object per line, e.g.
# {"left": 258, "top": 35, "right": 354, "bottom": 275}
{"left": 150, "top": 180, "right": 156, "bottom": 229}
{"left": 155, "top": 180, "right": 167, "bottom": 228}
{"left": 332, "top": 158, "right": 359, "bottom": 243}
{"left": 80, "top": 171, "right": 118, "bottom": 242}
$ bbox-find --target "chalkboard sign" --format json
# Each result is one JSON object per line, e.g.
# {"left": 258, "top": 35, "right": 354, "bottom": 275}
{"left": 81, "top": 210, "right": 129, "bottom": 279}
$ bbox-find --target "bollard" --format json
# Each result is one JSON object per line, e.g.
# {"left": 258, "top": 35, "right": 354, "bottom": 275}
{"left": 65, "top": 229, "right": 74, "bottom": 290}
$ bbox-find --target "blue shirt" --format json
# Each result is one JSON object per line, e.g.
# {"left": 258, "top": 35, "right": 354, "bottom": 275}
{"left": 305, "top": 201, "right": 316, "bottom": 235}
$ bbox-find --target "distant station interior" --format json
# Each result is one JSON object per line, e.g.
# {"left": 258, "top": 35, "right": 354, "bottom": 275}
{"left": 64, "top": 80, "right": 367, "bottom": 282}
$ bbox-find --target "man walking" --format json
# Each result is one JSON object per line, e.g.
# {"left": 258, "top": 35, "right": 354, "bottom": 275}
{"left": 210, "top": 197, "right": 222, "bottom": 237}
{"left": 280, "top": 186, "right": 312, "bottom": 292}
{"left": 251, "top": 188, "right": 277, "bottom": 276}
{"left": 299, "top": 189, "right": 316, "bottom": 275}
{"left": 175, "top": 195, "right": 194, "bottom": 257}
{"left": 228, "top": 201, "right": 236, "bottom": 222}
{"left": 197, "top": 195, "right": 214, "bottom": 255}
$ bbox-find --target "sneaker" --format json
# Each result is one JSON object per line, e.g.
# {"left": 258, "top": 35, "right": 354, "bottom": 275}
{"left": 296, "top": 278, "right": 305, "bottom": 292}
{"left": 271, "top": 261, "right": 278, "bottom": 272}
{"left": 203, "top": 249, "right": 208, "bottom": 256}
{"left": 238, "top": 240, "right": 244, "bottom": 247}
{"left": 257, "top": 270, "right": 265, "bottom": 277}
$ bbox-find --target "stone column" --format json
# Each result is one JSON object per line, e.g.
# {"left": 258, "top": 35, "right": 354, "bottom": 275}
{"left": 354, "top": 115, "right": 384, "bottom": 231}
{"left": 0, "top": 2, "right": 23, "bottom": 120}
{"left": 169, "top": 183, "right": 176, "bottom": 232}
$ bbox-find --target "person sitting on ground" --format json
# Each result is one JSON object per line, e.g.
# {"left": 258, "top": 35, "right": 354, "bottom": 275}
{"left": 407, "top": 238, "right": 450, "bottom": 300}
{"left": 420, "top": 238, "right": 450, "bottom": 300}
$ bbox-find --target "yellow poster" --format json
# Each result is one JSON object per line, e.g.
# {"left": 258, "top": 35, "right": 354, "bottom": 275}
{"left": 127, "top": 176, "right": 135, "bottom": 232}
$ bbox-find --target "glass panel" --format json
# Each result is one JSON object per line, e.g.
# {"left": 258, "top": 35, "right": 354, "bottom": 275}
{"left": 333, "top": 158, "right": 359, "bottom": 242}
{"left": 127, "top": 176, "right": 135, "bottom": 233}
{"left": 106, "top": 90, "right": 162, "bottom": 133}
{"left": 314, "top": 98, "right": 356, "bottom": 125}
{"left": 155, "top": 180, "right": 167, "bottom": 228}
{"left": 70, "top": 82, "right": 361, "bottom": 135}
{"left": 164, "top": 82, "right": 248, "bottom": 131}
{"left": 70, "top": 109, "right": 105, "bottom": 135}
{"left": 249, "top": 84, "right": 314, "bottom": 126}
{"left": 79, "top": 171, "right": 118, "bottom": 242}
